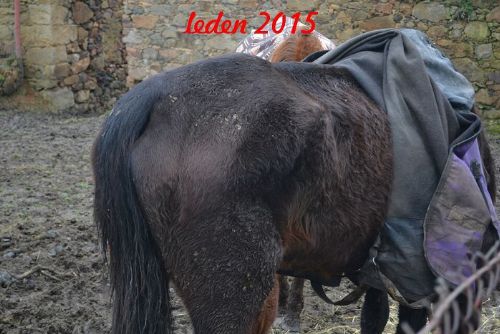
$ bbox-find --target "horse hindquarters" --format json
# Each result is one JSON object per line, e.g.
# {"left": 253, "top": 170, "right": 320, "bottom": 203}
{"left": 162, "top": 199, "right": 282, "bottom": 334}
{"left": 92, "top": 81, "right": 173, "bottom": 334}
{"left": 130, "top": 141, "right": 283, "bottom": 332}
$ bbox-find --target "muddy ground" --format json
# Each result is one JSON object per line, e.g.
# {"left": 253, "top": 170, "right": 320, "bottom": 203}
{"left": 0, "top": 109, "right": 499, "bottom": 334}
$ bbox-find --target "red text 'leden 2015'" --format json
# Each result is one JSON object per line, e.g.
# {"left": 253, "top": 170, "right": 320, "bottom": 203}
{"left": 184, "top": 11, "right": 318, "bottom": 35}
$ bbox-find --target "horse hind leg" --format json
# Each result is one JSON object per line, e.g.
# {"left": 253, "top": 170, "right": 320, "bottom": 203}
{"left": 169, "top": 199, "right": 282, "bottom": 334}
{"left": 253, "top": 275, "right": 281, "bottom": 334}
{"left": 280, "top": 277, "right": 304, "bottom": 333}
{"left": 276, "top": 276, "right": 304, "bottom": 333}
{"left": 274, "top": 276, "right": 290, "bottom": 328}
{"left": 278, "top": 275, "right": 290, "bottom": 315}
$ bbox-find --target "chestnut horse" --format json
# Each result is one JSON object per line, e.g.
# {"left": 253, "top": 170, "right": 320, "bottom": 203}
{"left": 270, "top": 33, "right": 325, "bottom": 333}
{"left": 93, "top": 54, "right": 497, "bottom": 334}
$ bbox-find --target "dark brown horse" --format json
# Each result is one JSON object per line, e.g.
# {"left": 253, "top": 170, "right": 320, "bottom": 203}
{"left": 92, "top": 53, "right": 497, "bottom": 334}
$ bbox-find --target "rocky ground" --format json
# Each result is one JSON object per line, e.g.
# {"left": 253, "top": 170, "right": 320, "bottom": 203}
{"left": 0, "top": 110, "right": 499, "bottom": 334}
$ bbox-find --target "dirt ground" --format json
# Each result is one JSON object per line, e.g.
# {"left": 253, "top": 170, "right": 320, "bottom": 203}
{"left": 0, "top": 109, "right": 499, "bottom": 334}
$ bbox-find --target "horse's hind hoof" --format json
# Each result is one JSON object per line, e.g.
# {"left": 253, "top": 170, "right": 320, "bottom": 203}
{"left": 280, "top": 315, "right": 300, "bottom": 333}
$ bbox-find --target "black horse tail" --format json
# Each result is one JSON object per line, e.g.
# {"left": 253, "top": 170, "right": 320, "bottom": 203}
{"left": 92, "top": 77, "right": 172, "bottom": 334}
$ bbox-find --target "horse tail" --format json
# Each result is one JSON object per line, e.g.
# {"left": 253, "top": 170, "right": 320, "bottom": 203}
{"left": 92, "top": 78, "right": 172, "bottom": 334}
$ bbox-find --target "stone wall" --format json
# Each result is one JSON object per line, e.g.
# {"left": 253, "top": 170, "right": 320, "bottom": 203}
{"left": 0, "top": 0, "right": 127, "bottom": 112}
{"left": 124, "top": 0, "right": 500, "bottom": 117}
{"left": 0, "top": 0, "right": 498, "bottom": 115}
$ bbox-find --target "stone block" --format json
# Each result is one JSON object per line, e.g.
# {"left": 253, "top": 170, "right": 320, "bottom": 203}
{"left": 41, "top": 87, "right": 75, "bottom": 111}
{"left": 72, "top": 2, "right": 94, "bottom": 24}
{"left": 464, "top": 22, "right": 490, "bottom": 41}
{"left": 71, "top": 57, "right": 90, "bottom": 73}
{"left": 476, "top": 44, "right": 493, "bottom": 59}
{"left": 64, "top": 74, "right": 79, "bottom": 86}
{"left": 487, "top": 6, "right": 500, "bottom": 22}
{"left": 399, "top": 3, "right": 413, "bottom": 16}
{"left": 128, "top": 67, "right": 148, "bottom": 82}
{"left": 412, "top": 2, "right": 449, "bottom": 22}
{"left": 359, "top": 15, "right": 395, "bottom": 31}
{"left": 476, "top": 88, "right": 495, "bottom": 105}
{"left": 161, "top": 29, "right": 178, "bottom": 39}
{"left": 26, "top": 5, "right": 53, "bottom": 25}
{"left": 172, "top": 13, "right": 186, "bottom": 27}
{"left": 54, "top": 63, "right": 71, "bottom": 79}
{"left": 445, "top": 42, "right": 473, "bottom": 58}
{"left": 416, "top": 22, "right": 428, "bottom": 31}
{"left": 0, "top": 25, "right": 12, "bottom": 44}
{"left": 84, "top": 78, "right": 98, "bottom": 90}
{"left": 149, "top": 5, "right": 172, "bottom": 16}
{"left": 239, "top": 0, "right": 261, "bottom": 9}
{"left": 123, "top": 29, "right": 144, "bottom": 45}
{"left": 205, "top": 35, "right": 238, "bottom": 51}
{"left": 492, "top": 59, "right": 500, "bottom": 70}
{"left": 25, "top": 4, "right": 68, "bottom": 25}
{"left": 337, "top": 28, "right": 358, "bottom": 42}
{"left": 159, "top": 49, "right": 176, "bottom": 60}
{"left": 25, "top": 46, "right": 67, "bottom": 65}
{"left": 375, "top": 3, "right": 393, "bottom": 15}
{"left": 453, "top": 58, "right": 486, "bottom": 82}
{"left": 77, "top": 27, "right": 88, "bottom": 42}
{"left": 132, "top": 15, "right": 159, "bottom": 29}
{"left": 0, "top": 8, "right": 12, "bottom": 26}
{"left": 127, "top": 47, "right": 140, "bottom": 58}
{"left": 59, "top": 24, "right": 78, "bottom": 44}
{"left": 25, "top": 64, "right": 61, "bottom": 85}
{"left": 67, "top": 41, "right": 81, "bottom": 53}
{"left": 51, "top": 5, "right": 68, "bottom": 23}
{"left": 75, "top": 90, "right": 90, "bottom": 102}
{"left": 488, "top": 72, "right": 500, "bottom": 84}
{"left": 22, "top": 25, "right": 77, "bottom": 47}
{"left": 102, "top": 23, "right": 124, "bottom": 63}
{"left": 91, "top": 56, "right": 106, "bottom": 71}
{"left": 427, "top": 26, "right": 447, "bottom": 39}
{"left": 142, "top": 48, "right": 158, "bottom": 60}
{"left": 25, "top": 64, "right": 57, "bottom": 81}
{"left": 29, "top": 78, "right": 58, "bottom": 90}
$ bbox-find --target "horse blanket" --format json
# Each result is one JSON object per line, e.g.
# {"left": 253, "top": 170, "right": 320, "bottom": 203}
{"left": 239, "top": 28, "right": 500, "bottom": 303}
{"left": 305, "top": 28, "right": 499, "bottom": 303}
{"left": 235, "top": 16, "right": 335, "bottom": 60}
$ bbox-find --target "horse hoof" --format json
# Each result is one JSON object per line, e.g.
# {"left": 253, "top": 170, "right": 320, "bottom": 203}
{"left": 280, "top": 315, "right": 300, "bottom": 333}
{"left": 273, "top": 314, "right": 284, "bottom": 327}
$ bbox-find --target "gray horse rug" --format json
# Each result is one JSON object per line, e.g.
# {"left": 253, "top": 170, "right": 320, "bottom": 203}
{"left": 303, "top": 28, "right": 500, "bottom": 304}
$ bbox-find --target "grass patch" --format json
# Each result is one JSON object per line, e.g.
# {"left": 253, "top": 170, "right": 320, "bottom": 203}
{"left": 454, "top": 0, "right": 474, "bottom": 21}
{"left": 485, "top": 119, "right": 500, "bottom": 139}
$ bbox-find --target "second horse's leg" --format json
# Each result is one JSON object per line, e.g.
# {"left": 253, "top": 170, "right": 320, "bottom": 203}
{"left": 281, "top": 278, "right": 305, "bottom": 333}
